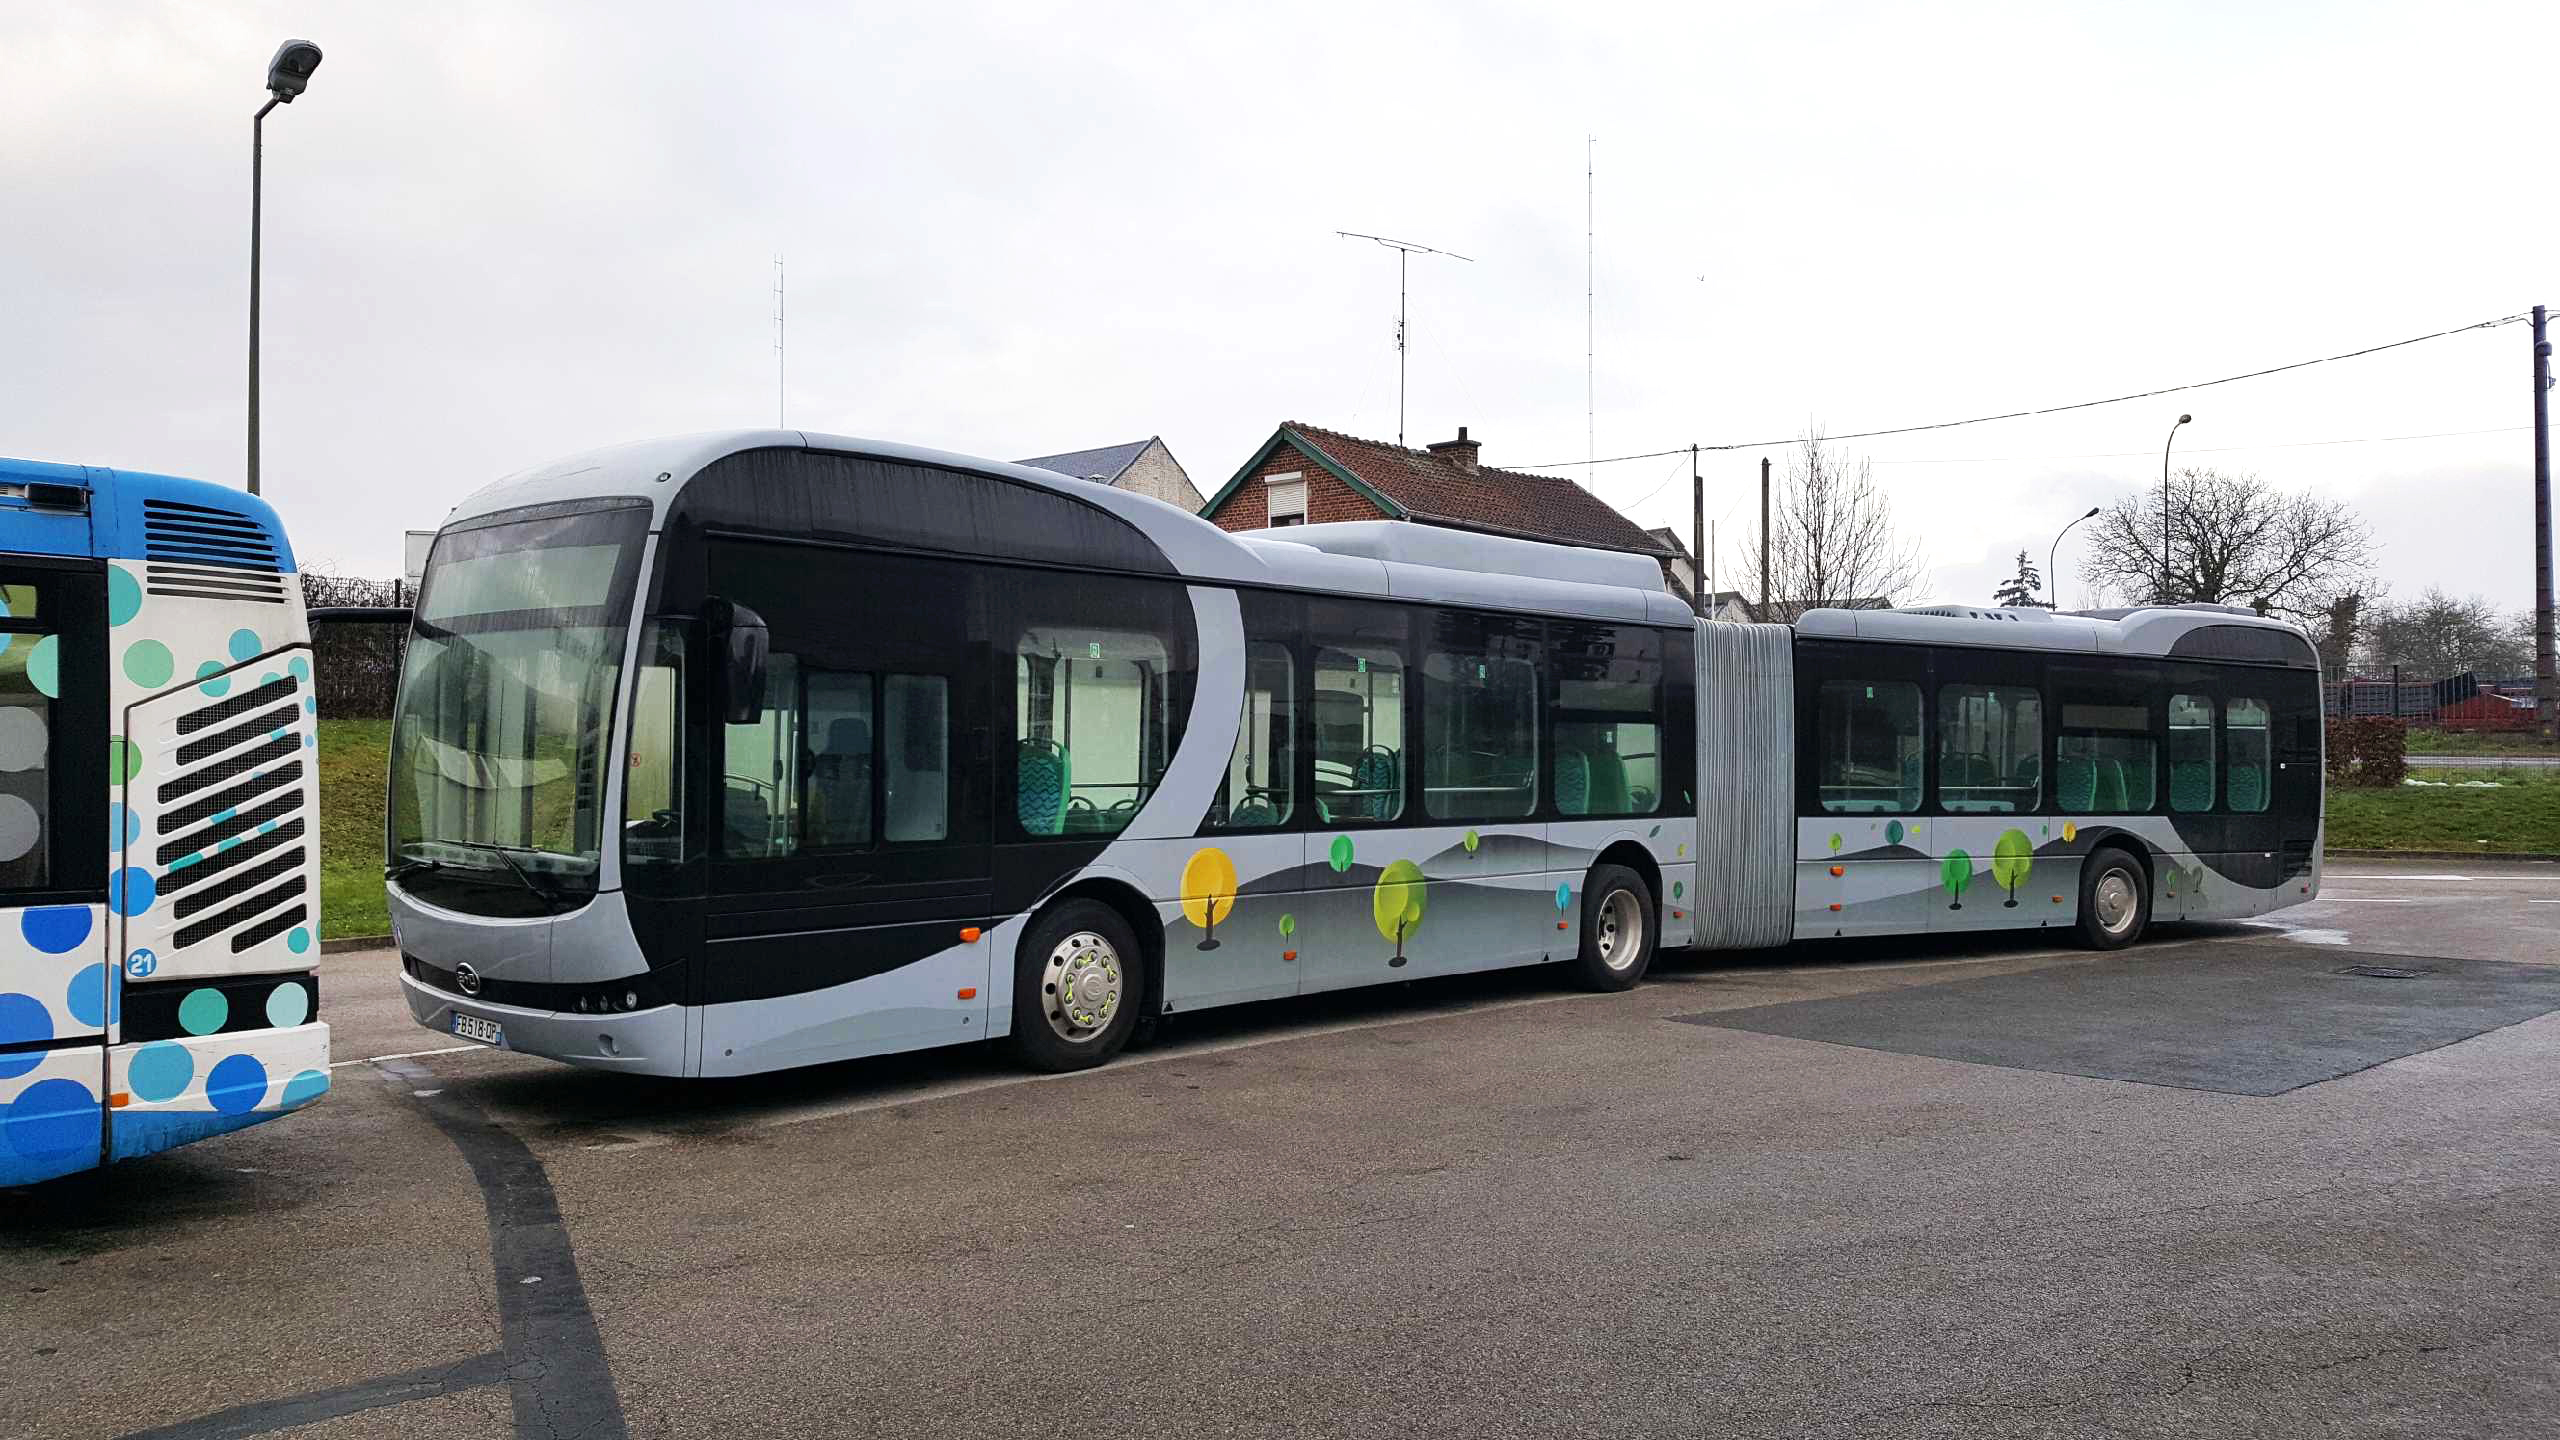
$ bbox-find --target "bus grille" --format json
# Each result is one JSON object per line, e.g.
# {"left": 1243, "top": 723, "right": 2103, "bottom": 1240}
{"left": 141, "top": 663, "right": 316, "bottom": 959}
{"left": 142, "top": 498, "right": 284, "bottom": 574}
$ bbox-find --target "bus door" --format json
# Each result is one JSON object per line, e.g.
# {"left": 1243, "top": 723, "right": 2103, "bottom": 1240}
{"left": 2231, "top": 669, "right": 2323, "bottom": 891}
{"left": 697, "top": 544, "right": 993, "bottom": 1069}
{"left": 0, "top": 555, "right": 110, "bottom": 1186}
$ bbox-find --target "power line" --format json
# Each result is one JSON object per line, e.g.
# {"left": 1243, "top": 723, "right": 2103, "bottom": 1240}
{"left": 1867, "top": 423, "right": 2539, "bottom": 467}
{"left": 1519, "top": 310, "right": 2534, "bottom": 471}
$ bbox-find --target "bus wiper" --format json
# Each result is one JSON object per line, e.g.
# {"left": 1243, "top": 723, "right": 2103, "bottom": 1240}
{"left": 386, "top": 857, "right": 444, "bottom": 882}
{"left": 437, "top": 841, "right": 564, "bottom": 909}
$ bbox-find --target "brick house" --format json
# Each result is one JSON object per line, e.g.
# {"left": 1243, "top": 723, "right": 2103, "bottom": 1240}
{"left": 1020, "top": 437, "right": 1204, "bottom": 511}
{"left": 1198, "top": 422, "right": 1678, "bottom": 585}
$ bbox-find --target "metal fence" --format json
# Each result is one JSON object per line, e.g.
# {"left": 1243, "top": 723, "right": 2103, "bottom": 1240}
{"left": 303, "top": 573, "right": 410, "bottom": 719}
{"left": 2327, "top": 670, "right": 2542, "bottom": 730}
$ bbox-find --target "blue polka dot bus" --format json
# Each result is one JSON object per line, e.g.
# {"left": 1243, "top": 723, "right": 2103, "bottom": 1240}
{"left": 0, "top": 457, "right": 326, "bottom": 1187}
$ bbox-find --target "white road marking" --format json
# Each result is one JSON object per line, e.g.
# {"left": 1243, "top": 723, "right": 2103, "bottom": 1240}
{"left": 2531, "top": 900, "right": 2560, "bottom": 906}
{"left": 330, "top": 1043, "right": 486, "bottom": 1070}
{"left": 2332, "top": 874, "right": 2475, "bottom": 882}
{"left": 2312, "top": 897, "right": 2423, "bottom": 904}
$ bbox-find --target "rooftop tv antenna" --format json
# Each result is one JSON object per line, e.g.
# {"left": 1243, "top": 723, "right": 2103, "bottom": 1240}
{"left": 772, "top": 256, "right": 786, "bottom": 428}
{"left": 1336, "top": 230, "right": 1473, "bottom": 447}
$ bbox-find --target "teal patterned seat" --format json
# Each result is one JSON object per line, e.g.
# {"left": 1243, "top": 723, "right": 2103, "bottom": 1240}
{"left": 2227, "top": 764, "right": 2266, "bottom": 813}
{"left": 2056, "top": 755, "right": 2097, "bottom": 812}
{"left": 1017, "top": 738, "right": 1069, "bottom": 836}
{"left": 1230, "top": 798, "right": 1279, "bottom": 828}
{"left": 1351, "top": 746, "right": 1400, "bottom": 820}
{"left": 2170, "top": 761, "right": 2214, "bottom": 813}
{"left": 1555, "top": 749, "right": 1591, "bottom": 815}
{"left": 2095, "top": 758, "right": 2129, "bottom": 812}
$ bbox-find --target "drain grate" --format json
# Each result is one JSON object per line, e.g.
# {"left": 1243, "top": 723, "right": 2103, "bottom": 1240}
{"left": 2339, "top": 964, "right": 2431, "bottom": 980}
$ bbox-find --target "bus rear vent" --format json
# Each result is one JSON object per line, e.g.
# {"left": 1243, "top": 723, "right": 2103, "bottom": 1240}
{"left": 143, "top": 498, "right": 285, "bottom": 580}
{"left": 151, "top": 675, "right": 311, "bottom": 954}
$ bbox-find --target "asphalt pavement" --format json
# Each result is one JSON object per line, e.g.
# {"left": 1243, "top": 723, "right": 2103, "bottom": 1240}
{"left": 5, "top": 857, "right": 2557, "bottom": 1440}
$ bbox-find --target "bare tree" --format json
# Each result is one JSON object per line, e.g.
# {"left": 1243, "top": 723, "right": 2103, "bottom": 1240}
{"left": 2360, "top": 589, "right": 2534, "bottom": 678}
{"left": 2308, "top": 592, "right": 2365, "bottom": 677}
{"left": 2080, "top": 467, "right": 2374, "bottom": 620}
{"left": 1740, "top": 430, "right": 1927, "bottom": 619}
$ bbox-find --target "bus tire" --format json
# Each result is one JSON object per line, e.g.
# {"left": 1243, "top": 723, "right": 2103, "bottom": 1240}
{"left": 1010, "top": 900, "right": 1144, "bottom": 1072}
{"left": 2077, "top": 847, "right": 2151, "bottom": 951}
{"left": 1569, "top": 864, "right": 1657, "bottom": 991}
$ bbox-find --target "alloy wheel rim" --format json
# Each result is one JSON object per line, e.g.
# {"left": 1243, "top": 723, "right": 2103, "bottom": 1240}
{"left": 1597, "top": 889, "right": 1646, "bottom": 970}
{"left": 2093, "top": 871, "right": 2138, "bottom": 935}
{"left": 1043, "top": 931, "right": 1123, "bottom": 1042}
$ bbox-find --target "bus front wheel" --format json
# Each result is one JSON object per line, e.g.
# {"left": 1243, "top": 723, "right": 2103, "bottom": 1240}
{"left": 2077, "top": 849, "right": 2151, "bottom": 951}
{"left": 1568, "top": 864, "right": 1658, "bottom": 991}
{"left": 1010, "top": 900, "right": 1145, "bottom": 1072}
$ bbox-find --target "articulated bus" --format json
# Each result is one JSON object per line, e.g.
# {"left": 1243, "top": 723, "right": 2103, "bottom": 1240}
{"left": 387, "top": 431, "right": 2320, "bottom": 1077}
{"left": 0, "top": 457, "right": 327, "bottom": 1186}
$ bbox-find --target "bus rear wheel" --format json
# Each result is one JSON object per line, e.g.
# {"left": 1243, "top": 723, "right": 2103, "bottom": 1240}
{"left": 2077, "top": 848, "right": 2151, "bottom": 951}
{"left": 1569, "top": 864, "right": 1657, "bottom": 991}
{"left": 1010, "top": 900, "right": 1144, "bottom": 1072}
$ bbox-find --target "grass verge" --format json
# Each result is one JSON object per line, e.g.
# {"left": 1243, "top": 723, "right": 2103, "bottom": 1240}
{"left": 2403, "top": 728, "right": 2560, "bottom": 758}
{"left": 319, "top": 717, "right": 391, "bottom": 940}
{"left": 2324, "top": 766, "right": 2560, "bottom": 853}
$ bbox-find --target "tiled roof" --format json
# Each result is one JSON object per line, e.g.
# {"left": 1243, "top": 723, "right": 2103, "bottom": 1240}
{"left": 1019, "top": 438, "right": 1154, "bottom": 483}
{"left": 1643, "top": 526, "right": 1692, "bottom": 561}
{"left": 1281, "top": 423, "right": 1671, "bottom": 556}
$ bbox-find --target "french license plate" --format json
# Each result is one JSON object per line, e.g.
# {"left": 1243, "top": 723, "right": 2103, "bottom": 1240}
{"left": 452, "top": 1013, "right": 504, "bottom": 1047}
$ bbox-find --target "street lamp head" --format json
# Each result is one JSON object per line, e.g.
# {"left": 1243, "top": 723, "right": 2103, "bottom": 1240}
{"left": 266, "top": 39, "right": 322, "bottom": 102}
{"left": 2082, "top": 506, "right": 2100, "bottom": 518}
{"left": 2176, "top": 413, "right": 2192, "bottom": 425}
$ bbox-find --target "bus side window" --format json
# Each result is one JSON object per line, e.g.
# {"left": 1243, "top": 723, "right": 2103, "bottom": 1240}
{"left": 2053, "top": 667, "right": 2159, "bottom": 814}
{"left": 1815, "top": 680, "right": 1923, "bottom": 814}
{"left": 0, "top": 579, "right": 51, "bottom": 890}
{"left": 1211, "top": 640, "right": 1295, "bottom": 830}
{"left": 623, "top": 620, "right": 691, "bottom": 867}
{"left": 2227, "top": 697, "right": 2272, "bottom": 813}
{"left": 2168, "top": 693, "right": 2215, "bottom": 812}
{"left": 1551, "top": 623, "right": 1662, "bottom": 817}
{"left": 1309, "top": 603, "right": 1409, "bottom": 825}
{"left": 1936, "top": 684, "right": 2041, "bottom": 814}
{"left": 1423, "top": 611, "right": 1540, "bottom": 820}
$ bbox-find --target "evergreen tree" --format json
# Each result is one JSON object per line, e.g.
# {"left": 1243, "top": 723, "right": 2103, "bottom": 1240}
{"left": 1992, "top": 550, "right": 2047, "bottom": 608}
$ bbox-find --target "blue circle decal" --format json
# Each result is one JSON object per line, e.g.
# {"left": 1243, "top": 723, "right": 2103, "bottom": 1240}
{"left": 5, "top": 1078, "right": 99, "bottom": 1160}
{"left": 206, "top": 1053, "right": 268, "bottom": 1115}
{"left": 63, "top": 963, "right": 117, "bottom": 1028}
{"left": 287, "top": 927, "right": 312, "bottom": 955}
{"left": 281, "top": 1069, "right": 329, "bottom": 1108}
{"left": 265, "top": 981, "right": 310, "bottom": 1029}
{"left": 228, "top": 629, "right": 263, "bottom": 662}
{"left": 107, "top": 566, "right": 144, "bottom": 626}
{"left": 198, "top": 661, "right": 232, "bottom": 698}
{"left": 287, "top": 656, "right": 311, "bottom": 681}
{"left": 128, "top": 1042, "right": 194, "bottom": 1103}
{"left": 21, "top": 905, "right": 91, "bottom": 954}
{"left": 0, "top": 993, "right": 49, "bottom": 1079}
{"left": 108, "top": 867, "right": 156, "bottom": 917}
{"left": 110, "top": 804, "right": 141, "bottom": 847}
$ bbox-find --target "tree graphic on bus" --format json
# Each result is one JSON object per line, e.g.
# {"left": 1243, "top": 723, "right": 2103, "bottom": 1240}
{"left": 1941, "top": 849, "right": 1973, "bottom": 910}
{"left": 1180, "top": 847, "right": 1237, "bottom": 951}
{"left": 1991, "top": 829, "right": 2034, "bottom": 908}
{"left": 1374, "top": 859, "right": 1426, "bottom": 967}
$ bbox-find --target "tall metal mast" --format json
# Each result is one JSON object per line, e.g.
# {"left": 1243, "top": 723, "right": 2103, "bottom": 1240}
{"left": 1337, "top": 231, "right": 1473, "bottom": 447}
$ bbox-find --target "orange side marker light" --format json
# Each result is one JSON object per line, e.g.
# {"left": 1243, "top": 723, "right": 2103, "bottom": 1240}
{"left": 956, "top": 987, "right": 977, "bottom": 1000}
{"left": 108, "top": 1091, "right": 130, "bottom": 1108}
{"left": 1556, "top": 920, "right": 1569, "bottom": 930}
{"left": 1830, "top": 865, "right": 1844, "bottom": 877}
{"left": 958, "top": 927, "right": 981, "bottom": 943}
{"left": 1282, "top": 949, "right": 1297, "bottom": 962}
{"left": 1828, "top": 902, "right": 1843, "bottom": 912}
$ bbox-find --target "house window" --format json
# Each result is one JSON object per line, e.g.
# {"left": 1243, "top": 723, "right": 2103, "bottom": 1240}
{"left": 1265, "top": 472, "right": 1308, "bottom": 527}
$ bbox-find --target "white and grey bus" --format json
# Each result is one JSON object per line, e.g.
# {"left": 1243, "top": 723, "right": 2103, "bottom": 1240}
{"left": 387, "top": 431, "right": 2320, "bottom": 1076}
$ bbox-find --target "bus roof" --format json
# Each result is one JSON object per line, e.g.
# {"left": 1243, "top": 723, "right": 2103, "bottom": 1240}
{"left": 450, "top": 430, "right": 1695, "bottom": 626}
{"left": 1794, "top": 601, "right": 2318, "bottom": 667}
{"left": 0, "top": 456, "right": 295, "bottom": 572}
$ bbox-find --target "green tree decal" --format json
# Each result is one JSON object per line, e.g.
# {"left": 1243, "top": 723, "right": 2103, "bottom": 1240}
{"left": 1885, "top": 819, "right": 1905, "bottom": 847}
{"left": 1941, "top": 849, "right": 1974, "bottom": 910}
{"left": 1374, "top": 859, "right": 1426, "bottom": 967}
{"left": 1462, "top": 828, "right": 1480, "bottom": 853}
{"left": 1828, "top": 832, "right": 1843, "bottom": 855}
{"left": 1329, "top": 835, "right": 1355, "bottom": 873}
{"left": 1990, "top": 829, "right": 2034, "bottom": 908}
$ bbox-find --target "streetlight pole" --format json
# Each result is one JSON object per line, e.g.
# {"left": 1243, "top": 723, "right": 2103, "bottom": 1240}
{"left": 2049, "top": 505, "right": 2100, "bottom": 611}
{"left": 2159, "top": 412, "right": 2191, "bottom": 603}
{"left": 247, "top": 40, "right": 323, "bottom": 497}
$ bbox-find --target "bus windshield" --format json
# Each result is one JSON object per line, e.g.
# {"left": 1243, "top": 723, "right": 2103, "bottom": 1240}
{"left": 390, "top": 502, "right": 649, "bottom": 911}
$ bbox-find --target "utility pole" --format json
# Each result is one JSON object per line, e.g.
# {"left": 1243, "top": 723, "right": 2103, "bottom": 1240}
{"left": 1759, "top": 455, "right": 1772, "bottom": 621}
{"left": 1690, "top": 443, "right": 1704, "bottom": 617}
{"left": 1586, "top": 135, "right": 1597, "bottom": 491}
{"left": 1336, "top": 232, "right": 1472, "bottom": 447}
{"left": 774, "top": 256, "right": 786, "bottom": 428}
{"left": 2535, "top": 305, "right": 2556, "bottom": 741}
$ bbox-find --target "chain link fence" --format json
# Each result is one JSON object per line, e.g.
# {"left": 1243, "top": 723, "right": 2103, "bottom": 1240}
{"left": 302, "top": 572, "right": 411, "bottom": 718}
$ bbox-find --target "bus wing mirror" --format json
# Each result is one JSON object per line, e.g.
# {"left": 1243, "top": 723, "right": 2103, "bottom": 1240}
{"left": 707, "top": 599, "right": 769, "bottom": 724}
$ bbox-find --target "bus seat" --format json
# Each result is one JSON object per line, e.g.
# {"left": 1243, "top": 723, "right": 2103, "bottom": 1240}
{"left": 1586, "top": 747, "right": 1629, "bottom": 815}
{"left": 2228, "top": 764, "right": 2266, "bottom": 813}
{"left": 1555, "top": 749, "right": 1591, "bottom": 815}
{"left": 809, "top": 717, "right": 872, "bottom": 843}
{"left": 1352, "top": 746, "right": 1400, "bottom": 820}
{"left": 2170, "top": 761, "right": 2213, "bottom": 812}
{"left": 1017, "top": 738, "right": 1070, "bottom": 836}
{"left": 2096, "top": 758, "right": 2129, "bottom": 812}
{"left": 1230, "top": 798, "right": 1279, "bottom": 828}
{"left": 2056, "top": 755, "right": 2096, "bottom": 812}
{"left": 723, "top": 784, "right": 771, "bottom": 855}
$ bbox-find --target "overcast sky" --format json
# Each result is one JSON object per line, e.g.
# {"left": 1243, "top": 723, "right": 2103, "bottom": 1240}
{"left": 8, "top": 1, "right": 2556, "bottom": 614}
